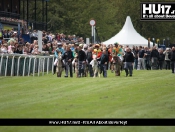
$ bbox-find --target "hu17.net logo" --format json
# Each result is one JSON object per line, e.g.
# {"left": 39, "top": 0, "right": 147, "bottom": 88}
{"left": 141, "top": 2, "right": 175, "bottom": 21}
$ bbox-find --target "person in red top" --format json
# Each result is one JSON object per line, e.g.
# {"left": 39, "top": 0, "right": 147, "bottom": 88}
{"left": 92, "top": 44, "right": 102, "bottom": 76}
{"left": 108, "top": 44, "right": 113, "bottom": 71}
{"left": 93, "top": 44, "right": 102, "bottom": 60}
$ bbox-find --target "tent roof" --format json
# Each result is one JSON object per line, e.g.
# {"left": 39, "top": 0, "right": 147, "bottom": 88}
{"left": 103, "top": 16, "right": 152, "bottom": 47}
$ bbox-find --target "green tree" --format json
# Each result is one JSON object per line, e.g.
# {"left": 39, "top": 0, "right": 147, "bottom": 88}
{"left": 23, "top": 0, "right": 175, "bottom": 44}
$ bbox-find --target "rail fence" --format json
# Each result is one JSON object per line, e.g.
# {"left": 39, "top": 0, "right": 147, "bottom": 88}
{"left": 0, "top": 54, "right": 55, "bottom": 77}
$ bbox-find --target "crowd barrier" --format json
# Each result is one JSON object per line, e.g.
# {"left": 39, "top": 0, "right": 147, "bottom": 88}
{"left": 0, "top": 54, "right": 55, "bottom": 77}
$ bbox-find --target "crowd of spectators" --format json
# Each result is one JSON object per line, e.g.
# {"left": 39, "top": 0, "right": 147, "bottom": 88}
{"left": 0, "top": 28, "right": 85, "bottom": 55}
{"left": 0, "top": 17, "right": 26, "bottom": 24}
{"left": 0, "top": 28, "right": 175, "bottom": 78}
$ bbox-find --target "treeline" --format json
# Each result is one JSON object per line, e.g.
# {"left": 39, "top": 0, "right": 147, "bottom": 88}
{"left": 25, "top": 0, "right": 175, "bottom": 43}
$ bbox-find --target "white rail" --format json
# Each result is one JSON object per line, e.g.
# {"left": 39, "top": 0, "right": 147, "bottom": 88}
{"left": 0, "top": 54, "right": 55, "bottom": 77}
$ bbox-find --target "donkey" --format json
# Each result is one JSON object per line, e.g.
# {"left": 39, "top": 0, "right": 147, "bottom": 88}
{"left": 90, "top": 54, "right": 101, "bottom": 78}
{"left": 72, "top": 53, "right": 79, "bottom": 77}
{"left": 56, "top": 52, "right": 63, "bottom": 77}
{"left": 112, "top": 55, "right": 122, "bottom": 76}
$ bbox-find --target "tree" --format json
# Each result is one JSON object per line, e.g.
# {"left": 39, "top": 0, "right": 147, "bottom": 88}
{"left": 23, "top": 0, "right": 175, "bottom": 44}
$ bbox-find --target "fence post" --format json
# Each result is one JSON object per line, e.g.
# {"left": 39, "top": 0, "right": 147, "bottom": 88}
{"left": 23, "top": 56, "right": 27, "bottom": 76}
{"left": 11, "top": 55, "right": 15, "bottom": 76}
{"left": 17, "top": 56, "right": 22, "bottom": 76}
{"left": 42, "top": 58, "right": 45, "bottom": 76}
{"left": 33, "top": 57, "right": 37, "bottom": 77}
{"left": 52, "top": 56, "right": 54, "bottom": 74}
{"left": 38, "top": 58, "right": 41, "bottom": 76}
{"left": 47, "top": 57, "right": 49, "bottom": 74}
{"left": 28, "top": 57, "right": 32, "bottom": 76}
{"left": 0, "top": 54, "right": 4, "bottom": 76}
{"left": 5, "top": 55, "right": 9, "bottom": 77}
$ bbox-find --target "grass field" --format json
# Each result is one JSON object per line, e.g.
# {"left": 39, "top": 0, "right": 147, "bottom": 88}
{"left": 0, "top": 70, "right": 175, "bottom": 132}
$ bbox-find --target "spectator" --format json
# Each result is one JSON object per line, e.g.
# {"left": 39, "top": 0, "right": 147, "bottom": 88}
{"left": 158, "top": 49, "right": 165, "bottom": 70}
{"left": 118, "top": 45, "right": 124, "bottom": 61}
{"left": 60, "top": 33, "right": 66, "bottom": 42}
{"left": 29, "top": 43, "right": 34, "bottom": 53}
{"left": 14, "top": 42, "right": 19, "bottom": 51}
{"left": 8, "top": 40, "right": 15, "bottom": 54}
{"left": 46, "top": 32, "right": 52, "bottom": 42}
{"left": 15, "top": 45, "right": 23, "bottom": 54}
{"left": 32, "top": 45, "right": 40, "bottom": 55}
{"left": 151, "top": 46, "right": 159, "bottom": 70}
{"left": 67, "top": 35, "right": 72, "bottom": 41}
{"left": 0, "top": 43, "right": 8, "bottom": 53}
{"left": 113, "top": 42, "right": 119, "bottom": 56}
{"left": 33, "top": 40, "right": 38, "bottom": 45}
{"left": 70, "top": 43, "right": 75, "bottom": 56}
{"left": 169, "top": 47, "right": 175, "bottom": 73}
{"left": 18, "top": 38, "right": 25, "bottom": 45}
{"left": 108, "top": 44, "right": 113, "bottom": 72}
{"left": 56, "top": 33, "right": 61, "bottom": 42}
{"left": 74, "top": 43, "right": 79, "bottom": 54}
{"left": 86, "top": 47, "right": 93, "bottom": 77}
{"left": 3, "top": 30, "right": 10, "bottom": 38}
{"left": 78, "top": 44, "right": 86, "bottom": 77}
{"left": 62, "top": 45, "right": 74, "bottom": 77}
{"left": 47, "top": 43, "right": 53, "bottom": 54}
{"left": 0, "top": 30, "right": 3, "bottom": 39}
{"left": 137, "top": 46, "right": 145, "bottom": 70}
{"left": 144, "top": 47, "right": 151, "bottom": 70}
{"left": 12, "top": 32, "right": 18, "bottom": 41}
{"left": 124, "top": 48, "right": 134, "bottom": 77}
{"left": 31, "top": 30, "right": 38, "bottom": 43}
{"left": 78, "top": 37, "right": 84, "bottom": 44}
{"left": 23, "top": 45, "right": 29, "bottom": 54}
{"left": 163, "top": 48, "right": 171, "bottom": 70}
{"left": 42, "top": 43, "right": 49, "bottom": 51}
{"left": 72, "top": 35, "right": 77, "bottom": 42}
{"left": 83, "top": 44, "right": 88, "bottom": 55}
{"left": 52, "top": 46, "right": 57, "bottom": 54}
{"left": 53, "top": 43, "right": 65, "bottom": 74}
{"left": 133, "top": 46, "right": 139, "bottom": 70}
{"left": 100, "top": 48, "right": 108, "bottom": 78}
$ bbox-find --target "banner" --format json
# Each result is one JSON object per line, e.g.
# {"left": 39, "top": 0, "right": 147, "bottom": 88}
{"left": 21, "top": 34, "right": 31, "bottom": 43}
{"left": 0, "top": 119, "right": 175, "bottom": 126}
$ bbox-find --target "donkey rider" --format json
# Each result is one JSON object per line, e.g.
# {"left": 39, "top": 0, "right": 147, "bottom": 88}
{"left": 53, "top": 43, "right": 65, "bottom": 74}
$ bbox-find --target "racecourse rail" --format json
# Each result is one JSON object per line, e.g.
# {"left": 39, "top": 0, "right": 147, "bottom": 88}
{"left": 0, "top": 54, "right": 55, "bottom": 77}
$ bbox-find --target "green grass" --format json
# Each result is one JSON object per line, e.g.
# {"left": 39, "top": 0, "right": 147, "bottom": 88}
{"left": 0, "top": 70, "right": 175, "bottom": 132}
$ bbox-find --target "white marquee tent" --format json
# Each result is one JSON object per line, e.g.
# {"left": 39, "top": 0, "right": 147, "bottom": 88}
{"left": 103, "top": 16, "right": 153, "bottom": 47}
